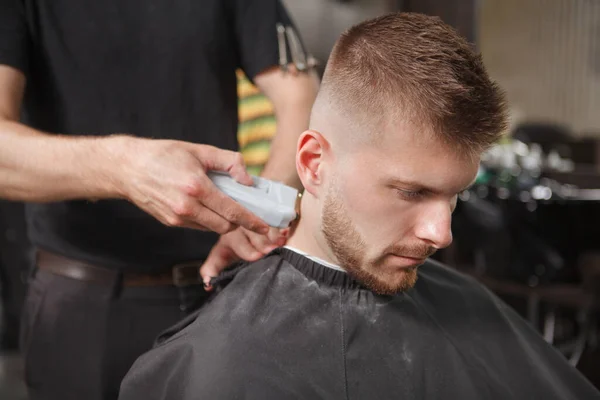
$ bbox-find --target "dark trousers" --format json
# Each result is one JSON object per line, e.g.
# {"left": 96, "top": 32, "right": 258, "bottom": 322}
{"left": 20, "top": 263, "right": 208, "bottom": 400}
{"left": 0, "top": 200, "right": 31, "bottom": 348}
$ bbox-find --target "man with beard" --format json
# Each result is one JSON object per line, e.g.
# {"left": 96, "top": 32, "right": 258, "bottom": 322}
{"left": 119, "top": 12, "right": 600, "bottom": 400}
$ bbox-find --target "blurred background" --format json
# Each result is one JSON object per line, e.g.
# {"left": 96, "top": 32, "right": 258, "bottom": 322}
{"left": 2, "top": 0, "right": 600, "bottom": 397}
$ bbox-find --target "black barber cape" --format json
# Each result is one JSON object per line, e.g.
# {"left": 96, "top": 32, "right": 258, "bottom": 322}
{"left": 119, "top": 248, "right": 599, "bottom": 399}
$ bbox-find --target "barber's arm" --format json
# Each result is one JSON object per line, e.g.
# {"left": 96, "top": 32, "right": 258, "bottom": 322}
{"left": 254, "top": 66, "right": 319, "bottom": 190}
{"left": 230, "top": 0, "right": 318, "bottom": 191}
{"left": 199, "top": 0, "right": 319, "bottom": 284}
{"left": 0, "top": 65, "right": 268, "bottom": 235}
{"left": 200, "top": 66, "right": 318, "bottom": 285}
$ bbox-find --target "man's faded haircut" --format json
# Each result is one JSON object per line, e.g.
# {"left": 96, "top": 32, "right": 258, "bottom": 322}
{"left": 314, "top": 12, "right": 508, "bottom": 155}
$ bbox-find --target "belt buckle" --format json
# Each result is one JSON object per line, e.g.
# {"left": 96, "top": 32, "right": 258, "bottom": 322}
{"left": 171, "top": 261, "right": 203, "bottom": 288}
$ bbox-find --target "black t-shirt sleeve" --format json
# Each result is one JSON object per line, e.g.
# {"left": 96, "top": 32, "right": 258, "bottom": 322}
{"left": 0, "top": 0, "right": 30, "bottom": 74}
{"left": 230, "top": 0, "right": 301, "bottom": 81}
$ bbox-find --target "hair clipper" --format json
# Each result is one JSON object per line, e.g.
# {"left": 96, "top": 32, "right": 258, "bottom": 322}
{"left": 207, "top": 171, "right": 301, "bottom": 229}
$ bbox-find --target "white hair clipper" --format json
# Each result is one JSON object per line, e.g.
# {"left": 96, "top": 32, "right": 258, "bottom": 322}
{"left": 207, "top": 171, "right": 301, "bottom": 229}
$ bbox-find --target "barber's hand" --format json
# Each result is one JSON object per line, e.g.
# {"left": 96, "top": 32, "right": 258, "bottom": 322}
{"left": 116, "top": 137, "right": 269, "bottom": 235}
{"left": 200, "top": 227, "right": 289, "bottom": 290}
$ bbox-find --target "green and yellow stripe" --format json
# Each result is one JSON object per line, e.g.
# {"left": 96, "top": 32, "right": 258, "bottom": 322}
{"left": 236, "top": 70, "right": 276, "bottom": 175}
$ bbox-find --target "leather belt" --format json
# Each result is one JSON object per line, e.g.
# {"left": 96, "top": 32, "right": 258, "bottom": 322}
{"left": 36, "top": 249, "right": 204, "bottom": 287}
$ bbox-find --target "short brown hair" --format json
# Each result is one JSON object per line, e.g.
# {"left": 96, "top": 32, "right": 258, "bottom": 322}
{"left": 317, "top": 12, "right": 508, "bottom": 154}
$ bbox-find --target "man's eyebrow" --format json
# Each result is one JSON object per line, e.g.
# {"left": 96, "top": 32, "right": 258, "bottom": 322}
{"left": 387, "top": 178, "right": 476, "bottom": 195}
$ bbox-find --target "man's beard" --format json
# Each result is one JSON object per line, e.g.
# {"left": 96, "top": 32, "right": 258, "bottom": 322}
{"left": 321, "top": 186, "right": 435, "bottom": 295}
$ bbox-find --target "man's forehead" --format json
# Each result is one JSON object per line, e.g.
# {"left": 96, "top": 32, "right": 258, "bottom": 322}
{"left": 378, "top": 115, "right": 437, "bottom": 145}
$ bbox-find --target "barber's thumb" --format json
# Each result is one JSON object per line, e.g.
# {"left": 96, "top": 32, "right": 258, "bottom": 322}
{"left": 226, "top": 160, "right": 254, "bottom": 186}
{"left": 199, "top": 245, "right": 234, "bottom": 291}
{"left": 195, "top": 145, "right": 253, "bottom": 186}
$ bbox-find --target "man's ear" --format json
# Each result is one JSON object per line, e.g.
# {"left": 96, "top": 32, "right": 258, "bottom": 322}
{"left": 296, "top": 130, "right": 329, "bottom": 198}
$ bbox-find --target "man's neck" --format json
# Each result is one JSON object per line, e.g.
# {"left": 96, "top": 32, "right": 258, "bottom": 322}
{"left": 286, "top": 194, "right": 339, "bottom": 265}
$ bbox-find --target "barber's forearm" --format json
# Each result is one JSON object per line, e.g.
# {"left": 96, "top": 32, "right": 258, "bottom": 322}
{"left": 253, "top": 67, "right": 319, "bottom": 190}
{"left": 0, "top": 120, "right": 125, "bottom": 202}
{"left": 260, "top": 103, "right": 313, "bottom": 190}
{"left": 261, "top": 88, "right": 318, "bottom": 190}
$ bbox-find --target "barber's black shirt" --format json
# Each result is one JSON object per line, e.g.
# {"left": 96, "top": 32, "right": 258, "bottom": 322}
{"left": 0, "top": 0, "right": 295, "bottom": 271}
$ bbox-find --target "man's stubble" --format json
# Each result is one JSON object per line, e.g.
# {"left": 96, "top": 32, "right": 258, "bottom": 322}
{"left": 320, "top": 182, "right": 425, "bottom": 295}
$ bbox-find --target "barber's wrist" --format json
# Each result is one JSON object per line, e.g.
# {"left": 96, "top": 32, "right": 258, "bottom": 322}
{"left": 94, "top": 134, "right": 137, "bottom": 200}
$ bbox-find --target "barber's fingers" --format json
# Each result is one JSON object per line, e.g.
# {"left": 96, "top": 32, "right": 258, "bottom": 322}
{"left": 189, "top": 145, "right": 269, "bottom": 233}
{"left": 134, "top": 194, "right": 214, "bottom": 231}
{"left": 246, "top": 230, "right": 277, "bottom": 254}
{"left": 226, "top": 159, "right": 255, "bottom": 187}
{"left": 227, "top": 231, "right": 264, "bottom": 261}
{"left": 191, "top": 172, "right": 268, "bottom": 234}
{"left": 200, "top": 241, "right": 238, "bottom": 290}
{"left": 245, "top": 228, "right": 287, "bottom": 254}
{"left": 192, "top": 144, "right": 254, "bottom": 186}
{"left": 200, "top": 231, "right": 264, "bottom": 289}
{"left": 164, "top": 194, "right": 236, "bottom": 234}
{"left": 267, "top": 227, "right": 289, "bottom": 243}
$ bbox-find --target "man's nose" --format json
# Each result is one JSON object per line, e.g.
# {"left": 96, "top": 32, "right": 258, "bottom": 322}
{"left": 414, "top": 203, "right": 453, "bottom": 249}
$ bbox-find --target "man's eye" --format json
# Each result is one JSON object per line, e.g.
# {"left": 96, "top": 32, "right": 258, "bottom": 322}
{"left": 396, "top": 189, "right": 423, "bottom": 200}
